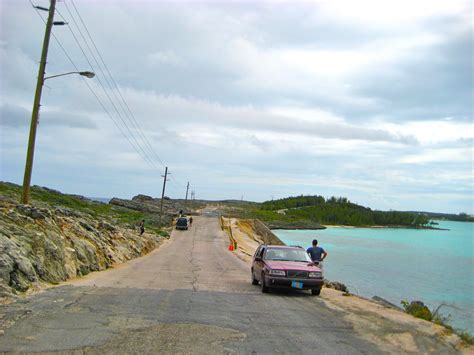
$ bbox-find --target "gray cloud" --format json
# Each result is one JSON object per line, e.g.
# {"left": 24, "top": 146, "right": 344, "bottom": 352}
{"left": 0, "top": 104, "right": 97, "bottom": 129}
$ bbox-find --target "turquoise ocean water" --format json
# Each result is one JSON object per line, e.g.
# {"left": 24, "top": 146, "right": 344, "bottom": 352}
{"left": 274, "top": 221, "right": 474, "bottom": 333}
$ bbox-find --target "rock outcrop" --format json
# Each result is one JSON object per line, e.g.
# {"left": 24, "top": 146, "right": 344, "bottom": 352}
{"left": 109, "top": 195, "right": 179, "bottom": 225}
{"left": 109, "top": 198, "right": 161, "bottom": 214}
{"left": 0, "top": 197, "right": 166, "bottom": 299}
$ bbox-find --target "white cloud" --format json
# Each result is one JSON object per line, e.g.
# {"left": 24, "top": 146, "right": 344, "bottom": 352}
{"left": 147, "top": 50, "right": 183, "bottom": 66}
{"left": 379, "top": 120, "right": 474, "bottom": 144}
{"left": 398, "top": 147, "right": 472, "bottom": 164}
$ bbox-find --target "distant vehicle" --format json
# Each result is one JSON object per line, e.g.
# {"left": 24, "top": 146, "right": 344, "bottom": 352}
{"left": 175, "top": 217, "right": 189, "bottom": 230}
{"left": 251, "top": 245, "right": 324, "bottom": 295}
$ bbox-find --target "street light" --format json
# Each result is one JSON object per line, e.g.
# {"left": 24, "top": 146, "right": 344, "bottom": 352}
{"left": 44, "top": 71, "right": 95, "bottom": 80}
{"left": 20, "top": 68, "right": 95, "bottom": 204}
{"left": 21, "top": 0, "right": 96, "bottom": 204}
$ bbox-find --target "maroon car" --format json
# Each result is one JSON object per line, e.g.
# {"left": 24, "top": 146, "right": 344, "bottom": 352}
{"left": 251, "top": 245, "right": 324, "bottom": 295}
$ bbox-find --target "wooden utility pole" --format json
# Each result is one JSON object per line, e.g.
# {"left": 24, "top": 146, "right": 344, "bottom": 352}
{"left": 21, "top": 0, "right": 57, "bottom": 204}
{"left": 184, "top": 181, "right": 189, "bottom": 210}
{"left": 159, "top": 167, "right": 169, "bottom": 224}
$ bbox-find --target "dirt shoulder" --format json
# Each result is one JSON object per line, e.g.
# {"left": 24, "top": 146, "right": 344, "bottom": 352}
{"left": 223, "top": 217, "right": 473, "bottom": 354}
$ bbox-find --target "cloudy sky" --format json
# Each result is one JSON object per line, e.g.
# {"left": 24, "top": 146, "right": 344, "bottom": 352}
{"left": 0, "top": 0, "right": 472, "bottom": 213}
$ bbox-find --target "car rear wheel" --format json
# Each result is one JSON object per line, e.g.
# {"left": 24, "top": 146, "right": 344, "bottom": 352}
{"left": 251, "top": 269, "right": 258, "bottom": 285}
{"left": 261, "top": 273, "right": 269, "bottom": 293}
{"left": 311, "top": 287, "right": 321, "bottom": 296}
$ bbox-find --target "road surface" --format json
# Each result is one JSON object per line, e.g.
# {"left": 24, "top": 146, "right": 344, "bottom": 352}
{"left": 0, "top": 214, "right": 439, "bottom": 353}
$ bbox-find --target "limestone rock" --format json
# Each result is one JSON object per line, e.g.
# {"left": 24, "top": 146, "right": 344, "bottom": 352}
{"left": 0, "top": 196, "right": 164, "bottom": 298}
{"left": 132, "top": 194, "right": 154, "bottom": 203}
{"left": 15, "top": 205, "right": 51, "bottom": 219}
{"left": 54, "top": 207, "right": 84, "bottom": 218}
{"left": 99, "top": 220, "right": 116, "bottom": 232}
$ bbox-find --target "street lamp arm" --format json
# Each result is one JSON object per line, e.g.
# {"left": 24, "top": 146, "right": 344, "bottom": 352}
{"left": 44, "top": 71, "right": 95, "bottom": 80}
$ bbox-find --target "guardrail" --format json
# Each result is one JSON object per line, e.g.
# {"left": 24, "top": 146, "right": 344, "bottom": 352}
{"left": 220, "top": 216, "right": 237, "bottom": 250}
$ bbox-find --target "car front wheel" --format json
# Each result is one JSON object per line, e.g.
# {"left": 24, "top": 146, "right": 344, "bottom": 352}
{"left": 251, "top": 269, "right": 258, "bottom": 285}
{"left": 311, "top": 288, "right": 321, "bottom": 296}
{"left": 261, "top": 273, "right": 269, "bottom": 293}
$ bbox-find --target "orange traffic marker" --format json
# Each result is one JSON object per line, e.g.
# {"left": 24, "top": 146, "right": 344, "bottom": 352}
{"left": 228, "top": 245, "right": 234, "bottom": 251}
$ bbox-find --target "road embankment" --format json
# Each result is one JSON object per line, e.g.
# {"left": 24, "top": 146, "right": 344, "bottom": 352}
{"left": 221, "top": 216, "right": 473, "bottom": 354}
{"left": 219, "top": 217, "right": 283, "bottom": 260}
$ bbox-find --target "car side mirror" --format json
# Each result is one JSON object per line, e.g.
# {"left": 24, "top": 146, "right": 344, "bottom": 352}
{"left": 254, "top": 257, "right": 262, "bottom": 262}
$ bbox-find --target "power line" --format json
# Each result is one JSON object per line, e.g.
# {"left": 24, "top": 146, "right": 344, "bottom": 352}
{"left": 62, "top": 0, "right": 164, "bottom": 169}
{"left": 29, "top": 0, "right": 190, "bottom": 191}
{"left": 65, "top": 0, "right": 192, "bottom": 188}
{"left": 55, "top": 5, "right": 160, "bottom": 170}
{"left": 69, "top": 0, "right": 166, "bottom": 169}
{"left": 29, "top": 1, "right": 158, "bottom": 171}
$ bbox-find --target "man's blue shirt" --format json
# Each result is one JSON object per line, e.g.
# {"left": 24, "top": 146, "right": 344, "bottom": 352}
{"left": 307, "top": 246, "right": 325, "bottom": 262}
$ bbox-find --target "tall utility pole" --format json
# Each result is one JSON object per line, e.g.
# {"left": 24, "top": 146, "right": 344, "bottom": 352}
{"left": 159, "top": 167, "right": 169, "bottom": 224}
{"left": 21, "top": 0, "right": 57, "bottom": 204}
{"left": 184, "top": 181, "right": 189, "bottom": 210}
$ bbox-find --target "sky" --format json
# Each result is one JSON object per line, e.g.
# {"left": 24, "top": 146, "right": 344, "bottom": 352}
{"left": 0, "top": 0, "right": 472, "bottom": 214}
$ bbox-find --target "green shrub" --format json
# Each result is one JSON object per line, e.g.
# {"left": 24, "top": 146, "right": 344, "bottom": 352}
{"left": 458, "top": 331, "right": 474, "bottom": 345}
{"left": 401, "top": 300, "right": 433, "bottom": 321}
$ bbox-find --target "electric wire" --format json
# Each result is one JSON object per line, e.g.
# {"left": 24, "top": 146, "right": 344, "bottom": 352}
{"left": 55, "top": 7, "right": 160, "bottom": 170}
{"left": 29, "top": 1, "right": 158, "bottom": 172}
{"left": 67, "top": 0, "right": 190, "bottom": 187}
{"left": 69, "top": 0, "right": 166, "bottom": 170}
{"left": 62, "top": 0, "right": 165, "bottom": 170}
{"left": 29, "top": 0, "right": 190, "bottom": 194}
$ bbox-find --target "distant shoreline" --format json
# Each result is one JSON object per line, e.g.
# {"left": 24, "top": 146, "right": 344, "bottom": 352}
{"left": 271, "top": 224, "right": 449, "bottom": 231}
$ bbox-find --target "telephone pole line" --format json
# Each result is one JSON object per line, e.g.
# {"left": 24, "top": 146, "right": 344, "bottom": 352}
{"left": 159, "top": 167, "right": 170, "bottom": 224}
{"left": 184, "top": 181, "right": 190, "bottom": 210}
{"left": 21, "top": 0, "right": 57, "bottom": 204}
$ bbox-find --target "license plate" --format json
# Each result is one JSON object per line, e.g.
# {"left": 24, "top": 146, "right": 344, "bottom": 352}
{"left": 291, "top": 281, "right": 303, "bottom": 289}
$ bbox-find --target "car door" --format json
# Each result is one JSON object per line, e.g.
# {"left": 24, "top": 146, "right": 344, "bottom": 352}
{"left": 253, "top": 246, "right": 266, "bottom": 281}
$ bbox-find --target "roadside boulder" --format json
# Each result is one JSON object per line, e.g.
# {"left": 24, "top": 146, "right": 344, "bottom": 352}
{"left": 324, "top": 280, "right": 349, "bottom": 293}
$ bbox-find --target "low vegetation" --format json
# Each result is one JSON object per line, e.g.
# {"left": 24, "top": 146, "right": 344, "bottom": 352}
{"left": 224, "top": 195, "right": 434, "bottom": 229}
{"left": 401, "top": 300, "right": 474, "bottom": 345}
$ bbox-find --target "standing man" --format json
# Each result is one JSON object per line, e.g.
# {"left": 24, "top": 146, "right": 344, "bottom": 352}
{"left": 138, "top": 219, "right": 145, "bottom": 235}
{"left": 307, "top": 239, "right": 327, "bottom": 265}
{"left": 189, "top": 216, "right": 193, "bottom": 227}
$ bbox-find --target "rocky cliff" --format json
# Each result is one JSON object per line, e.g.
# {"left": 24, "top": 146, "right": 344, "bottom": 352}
{"left": 0, "top": 183, "right": 169, "bottom": 300}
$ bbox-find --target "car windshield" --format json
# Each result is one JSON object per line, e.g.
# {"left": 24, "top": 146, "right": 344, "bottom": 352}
{"left": 177, "top": 218, "right": 187, "bottom": 225}
{"left": 264, "top": 248, "right": 312, "bottom": 262}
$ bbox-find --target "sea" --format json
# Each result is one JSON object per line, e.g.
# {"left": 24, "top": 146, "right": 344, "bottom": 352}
{"left": 273, "top": 220, "right": 474, "bottom": 333}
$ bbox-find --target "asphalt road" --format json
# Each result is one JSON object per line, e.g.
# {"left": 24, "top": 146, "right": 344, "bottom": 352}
{"left": 0, "top": 214, "right": 384, "bottom": 354}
